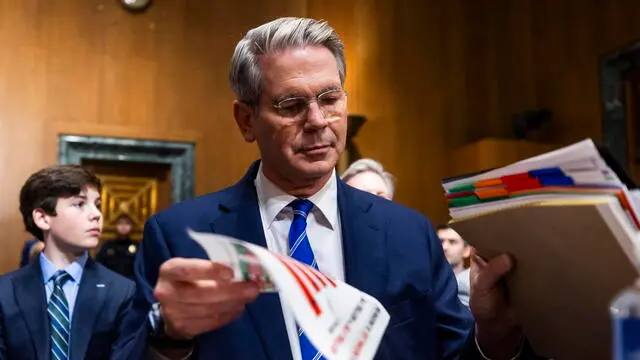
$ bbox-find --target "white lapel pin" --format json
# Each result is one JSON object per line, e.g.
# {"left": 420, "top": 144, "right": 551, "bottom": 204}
{"left": 96, "top": 284, "right": 106, "bottom": 288}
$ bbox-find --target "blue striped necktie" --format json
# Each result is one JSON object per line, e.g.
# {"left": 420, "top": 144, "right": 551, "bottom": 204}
{"left": 288, "top": 199, "right": 324, "bottom": 360}
{"left": 48, "top": 270, "right": 72, "bottom": 360}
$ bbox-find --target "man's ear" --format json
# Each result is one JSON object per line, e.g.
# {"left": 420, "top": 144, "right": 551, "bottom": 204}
{"left": 233, "top": 101, "right": 257, "bottom": 143}
{"left": 463, "top": 244, "right": 473, "bottom": 259}
{"left": 32, "top": 209, "right": 52, "bottom": 232}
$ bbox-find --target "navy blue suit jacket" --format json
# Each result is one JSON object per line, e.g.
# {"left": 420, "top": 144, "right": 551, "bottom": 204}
{"left": 132, "top": 161, "right": 489, "bottom": 359}
{"left": 0, "top": 257, "right": 137, "bottom": 360}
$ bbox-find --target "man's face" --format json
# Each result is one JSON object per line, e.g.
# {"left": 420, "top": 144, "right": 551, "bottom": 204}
{"left": 37, "top": 186, "right": 103, "bottom": 252}
{"left": 437, "top": 228, "right": 470, "bottom": 267}
{"left": 345, "top": 171, "right": 392, "bottom": 200}
{"left": 234, "top": 46, "right": 347, "bottom": 184}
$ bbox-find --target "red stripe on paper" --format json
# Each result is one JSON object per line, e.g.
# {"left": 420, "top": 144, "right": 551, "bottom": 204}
{"left": 278, "top": 257, "right": 321, "bottom": 316}
{"left": 290, "top": 260, "right": 321, "bottom": 292}
{"left": 310, "top": 266, "right": 337, "bottom": 288}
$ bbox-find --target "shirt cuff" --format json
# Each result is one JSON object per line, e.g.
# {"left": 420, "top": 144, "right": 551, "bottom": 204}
{"left": 474, "top": 333, "right": 524, "bottom": 360}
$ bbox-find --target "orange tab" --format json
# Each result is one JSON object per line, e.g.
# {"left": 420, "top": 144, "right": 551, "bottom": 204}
{"left": 474, "top": 178, "right": 503, "bottom": 188}
{"left": 475, "top": 187, "right": 509, "bottom": 199}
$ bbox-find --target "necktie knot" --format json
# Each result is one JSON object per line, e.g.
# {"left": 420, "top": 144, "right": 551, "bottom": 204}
{"left": 290, "top": 199, "right": 313, "bottom": 220}
{"left": 51, "top": 270, "right": 71, "bottom": 287}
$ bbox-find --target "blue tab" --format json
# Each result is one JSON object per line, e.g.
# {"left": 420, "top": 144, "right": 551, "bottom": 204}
{"left": 539, "top": 176, "right": 574, "bottom": 186}
{"left": 529, "top": 167, "right": 565, "bottom": 178}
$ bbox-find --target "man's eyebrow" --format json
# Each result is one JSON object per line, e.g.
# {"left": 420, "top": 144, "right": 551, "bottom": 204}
{"left": 319, "top": 85, "right": 342, "bottom": 93}
{"left": 274, "top": 92, "right": 303, "bottom": 103}
{"left": 274, "top": 85, "right": 342, "bottom": 102}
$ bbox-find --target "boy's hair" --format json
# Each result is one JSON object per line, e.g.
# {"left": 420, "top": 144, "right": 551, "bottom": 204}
{"left": 19, "top": 165, "right": 102, "bottom": 241}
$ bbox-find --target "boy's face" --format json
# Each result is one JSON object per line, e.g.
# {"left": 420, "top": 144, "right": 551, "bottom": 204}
{"left": 34, "top": 186, "right": 103, "bottom": 252}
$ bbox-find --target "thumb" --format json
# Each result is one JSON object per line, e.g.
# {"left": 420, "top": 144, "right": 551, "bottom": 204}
{"left": 478, "top": 253, "right": 515, "bottom": 287}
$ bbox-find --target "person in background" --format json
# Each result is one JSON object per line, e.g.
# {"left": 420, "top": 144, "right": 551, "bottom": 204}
{"left": 19, "top": 238, "right": 45, "bottom": 268}
{"left": 95, "top": 213, "right": 139, "bottom": 280}
{"left": 0, "top": 164, "right": 136, "bottom": 360}
{"left": 340, "top": 158, "right": 395, "bottom": 200}
{"left": 438, "top": 224, "right": 472, "bottom": 307}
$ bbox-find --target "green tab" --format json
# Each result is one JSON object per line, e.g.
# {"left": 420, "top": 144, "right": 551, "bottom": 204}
{"left": 448, "top": 184, "right": 476, "bottom": 193}
{"left": 448, "top": 195, "right": 480, "bottom": 207}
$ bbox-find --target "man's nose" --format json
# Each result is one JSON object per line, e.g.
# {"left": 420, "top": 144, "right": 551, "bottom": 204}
{"left": 304, "top": 102, "right": 328, "bottom": 129}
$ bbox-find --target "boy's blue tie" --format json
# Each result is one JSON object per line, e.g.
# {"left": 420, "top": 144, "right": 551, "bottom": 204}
{"left": 48, "top": 270, "right": 72, "bottom": 360}
{"left": 288, "top": 199, "right": 324, "bottom": 360}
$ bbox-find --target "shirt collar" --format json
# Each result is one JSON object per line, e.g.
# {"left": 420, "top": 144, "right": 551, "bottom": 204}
{"left": 40, "top": 251, "right": 88, "bottom": 284}
{"left": 255, "top": 162, "right": 339, "bottom": 230}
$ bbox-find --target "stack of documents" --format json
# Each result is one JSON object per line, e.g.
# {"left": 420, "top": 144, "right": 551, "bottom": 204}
{"left": 442, "top": 139, "right": 640, "bottom": 359}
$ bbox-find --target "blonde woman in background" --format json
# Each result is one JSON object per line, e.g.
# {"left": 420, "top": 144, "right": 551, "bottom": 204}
{"left": 340, "top": 158, "right": 395, "bottom": 200}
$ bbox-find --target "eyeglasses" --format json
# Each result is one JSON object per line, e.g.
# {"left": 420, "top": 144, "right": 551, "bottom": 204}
{"left": 273, "top": 89, "right": 347, "bottom": 119}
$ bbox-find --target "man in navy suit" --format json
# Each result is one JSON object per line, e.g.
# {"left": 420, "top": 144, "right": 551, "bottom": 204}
{"left": 0, "top": 165, "right": 137, "bottom": 360}
{"left": 135, "top": 17, "right": 544, "bottom": 360}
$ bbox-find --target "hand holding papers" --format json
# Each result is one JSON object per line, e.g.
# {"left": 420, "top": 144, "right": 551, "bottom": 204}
{"left": 442, "top": 139, "right": 640, "bottom": 359}
{"left": 188, "top": 229, "right": 390, "bottom": 360}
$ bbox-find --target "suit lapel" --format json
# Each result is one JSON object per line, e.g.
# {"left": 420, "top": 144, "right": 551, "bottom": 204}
{"left": 13, "top": 261, "right": 49, "bottom": 360}
{"left": 209, "top": 161, "right": 292, "bottom": 360}
{"left": 338, "top": 180, "right": 389, "bottom": 303}
{"left": 70, "top": 259, "right": 109, "bottom": 360}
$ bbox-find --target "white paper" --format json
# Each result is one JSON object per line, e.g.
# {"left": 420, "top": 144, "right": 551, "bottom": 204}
{"left": 442, "top": 139, "right": 622, "bottom": 191}
{"left": 188, "top": 229, "right": 390, "bottom": 360}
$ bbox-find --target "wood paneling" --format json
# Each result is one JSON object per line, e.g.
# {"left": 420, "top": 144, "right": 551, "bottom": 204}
{"left": 0, "top": 0, "right": 306, "bottom": 274}
{"left": 465, "top": 0, "right": 640, "bottom": 144}
{"left": 1, "top": 0, "right": 473, "bottom": 274}
{"left": 5, "top": 0, "right": 634, "bottom": 273}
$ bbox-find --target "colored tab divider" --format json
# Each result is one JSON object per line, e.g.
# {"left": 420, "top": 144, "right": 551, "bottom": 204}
{"left": 447, "top": 167, "right": 577, "bottom": 196}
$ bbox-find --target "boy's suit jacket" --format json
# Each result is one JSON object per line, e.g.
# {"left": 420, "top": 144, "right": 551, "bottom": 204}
{"left": 0, "top": 256, "right": 136, "bottom": 360}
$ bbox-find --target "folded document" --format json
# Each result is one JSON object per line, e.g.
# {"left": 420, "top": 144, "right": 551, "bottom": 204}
{"left": 442, "top": 139, "right": 640, "bottom": 359}
{"left": 188, "top": 229, "right": 390, "bottom": 360}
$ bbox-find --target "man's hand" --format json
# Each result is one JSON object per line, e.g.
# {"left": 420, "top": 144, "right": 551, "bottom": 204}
{"left": 153, "top": 258, "right": 260, "bottom": 340}
{"left": 470, "top": 252, "right": 523, "bottom": 359}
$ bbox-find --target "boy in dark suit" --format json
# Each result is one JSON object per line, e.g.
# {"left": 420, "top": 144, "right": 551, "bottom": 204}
{"left": 0, "top": 165, "right": 138, "bottom": 360}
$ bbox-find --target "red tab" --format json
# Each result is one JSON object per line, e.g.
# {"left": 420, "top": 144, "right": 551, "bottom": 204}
{"left": 500, "top": 172, "right": 531, "bottom": 182}
{"left": 505, "top": 178, "right": 542, "bottom": 192}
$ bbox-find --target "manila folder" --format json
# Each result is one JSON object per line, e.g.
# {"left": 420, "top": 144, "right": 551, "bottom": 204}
{"left": 451, "top": 201, "right": 639, "bottom": 359}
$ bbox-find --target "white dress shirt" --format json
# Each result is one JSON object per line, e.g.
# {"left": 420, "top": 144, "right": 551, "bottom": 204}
{"left": 254, "top": 163, "right": 344, "bottom": 360}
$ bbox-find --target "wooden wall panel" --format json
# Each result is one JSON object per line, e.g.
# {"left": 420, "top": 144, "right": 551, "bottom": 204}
{"left": 0, "top": 0, "right": 306, "bottom": 274}
{"left": 9, "top": 0, "right": 636, "bottom": 273}
{"left": 470, "top": 0, "right": 640, "bottom": 145}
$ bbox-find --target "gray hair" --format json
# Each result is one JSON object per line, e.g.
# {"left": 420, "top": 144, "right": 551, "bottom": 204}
{"left": 341, "top": 158, "right": 396, "bottom": 197}
{"left": 228, "top": 17, "right": 346, "bottom": 105}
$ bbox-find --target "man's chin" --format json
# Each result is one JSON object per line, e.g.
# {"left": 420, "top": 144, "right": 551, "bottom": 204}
{"left": 294, "top": 158, "right": 337, "bottom": 177}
